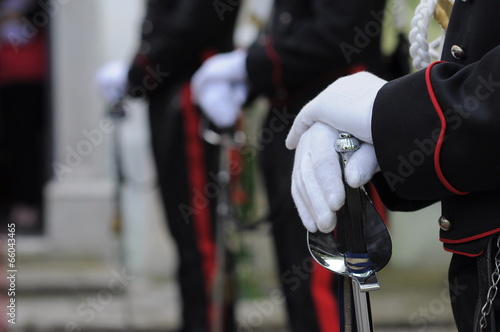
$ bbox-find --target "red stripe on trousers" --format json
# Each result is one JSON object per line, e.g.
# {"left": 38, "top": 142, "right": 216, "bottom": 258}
{"left": 180, "top": 84, "right": 217, "bottom": 329}
{"left": 311, "top": 261, "right": 340, "bottom": 332}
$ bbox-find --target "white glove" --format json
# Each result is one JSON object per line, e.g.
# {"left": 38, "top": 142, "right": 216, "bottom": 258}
{"left": 286, "top": 71, "right": 387, "bottom": 149}
{"left": 0, "top": 21, "right": 24, "bottom": 45}
{"left": 291, "top": 122, "right": 380, "bottom": 233}
{"left": 191, "top": 49, "right": 248, "bottom": 128}
{"left": 95, "top": 60, "right": 129, "bottom": 104}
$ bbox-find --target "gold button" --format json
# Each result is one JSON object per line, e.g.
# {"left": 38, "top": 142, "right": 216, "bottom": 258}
{"left": 451, "top": 45, "right": 465, "bottom": 59}
{"left": 438, "top": 216, "right": 452, "bottom": 231}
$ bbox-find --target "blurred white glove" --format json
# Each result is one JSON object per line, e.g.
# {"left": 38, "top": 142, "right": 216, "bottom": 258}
{"left": 0, "top": 21, "right": 24, "bottom": 45}
{"left": 286, "top": 71, "right": 387, "bottom": 149}
{"left": 291, "top": 122, "right": 380, "bottom": 233}
{"left": 95, "top": 60, "right": 129, "bottom": 104}
{"left": 191, "top": 49, "right": 248, "bottom": 128}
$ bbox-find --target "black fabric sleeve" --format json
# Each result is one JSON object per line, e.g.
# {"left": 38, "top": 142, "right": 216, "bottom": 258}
{"left": 128, "top": 0, "right": 240, "bottom": 96}
{"left": 372, "top": 45, "right": 500, "bottom": 201}
{"left": 245, "top": 0, "right": 386, "bottom": 99}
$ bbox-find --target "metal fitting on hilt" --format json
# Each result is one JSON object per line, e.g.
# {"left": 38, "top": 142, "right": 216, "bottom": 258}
{"left": 335, "top": 132, "right": 360, "bottom": 164}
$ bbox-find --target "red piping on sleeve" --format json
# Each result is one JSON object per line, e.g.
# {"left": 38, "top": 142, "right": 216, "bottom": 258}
{"left": 440, "top": 228, "right": 500, "bottom": 244}
{"left": 348, "top": 63, "right": 368, "bottom": 75}
{"left": 264, "top": 37, "right": 286, "bottom": 92}
{"left": 443, "top": 247, "right": 483, "bottom": 257}
{"left": 425, "top": 61, "right": 469, "bottom": 195}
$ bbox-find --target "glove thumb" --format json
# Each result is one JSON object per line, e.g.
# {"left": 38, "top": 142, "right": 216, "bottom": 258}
{"left": 344, "top": 143, "right": 379, "bottom": 188}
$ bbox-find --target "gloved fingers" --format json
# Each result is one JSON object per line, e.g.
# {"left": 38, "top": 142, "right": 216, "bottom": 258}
{"left": 191, "top": 49, "right": 247, "bottom": 103}
{"left": 196, "top": 82, "right": 241, "bottom": 129}
{"left": 293, "top": 140, "right": 337, "bottom": 233}
{"left": 292, "top": 123, "right": 345, "bottom": 233}
{"left": 308, "top": 123, "right": 346, "bottom": 212}
{"left": 344, "top": 143, "right": 380, "bottom": 188}
{"left": 291, "top": 184, "right": 318, "bottom": 233}
{"left": 95, "top": 60, "right": 128, "bottom": 104}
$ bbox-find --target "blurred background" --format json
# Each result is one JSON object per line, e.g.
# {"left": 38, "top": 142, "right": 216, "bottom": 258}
{"left": 0, "top": 0, "right": 456, "bottom": 331}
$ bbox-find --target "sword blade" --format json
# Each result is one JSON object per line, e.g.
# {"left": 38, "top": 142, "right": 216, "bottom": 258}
{"left": 352, "top": 279, "right": 374, "bottom": 332}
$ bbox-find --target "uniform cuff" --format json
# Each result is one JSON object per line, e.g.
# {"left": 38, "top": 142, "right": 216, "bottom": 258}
{"left": 372, "top": 68, "right": 453, "bottom": 200}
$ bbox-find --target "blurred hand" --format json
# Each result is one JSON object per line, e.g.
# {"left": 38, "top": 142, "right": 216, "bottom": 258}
{"left": 95, "top": 60, "right": 129, "bottom": 104}
{"left": 0, "top": 21, "right": 24, "bottom": 45}
{"left": 191, "top": 49, "right": 248, "bottom": 129}
{"left": 291, "top": 123, "right": 380, "bottom": 233}
{"left": 286, "top": 71, "right": 387, "bottom": 148}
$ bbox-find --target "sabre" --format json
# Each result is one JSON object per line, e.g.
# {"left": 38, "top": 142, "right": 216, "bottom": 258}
{"left": 307, "top": 133, "right": 392, "bottom": 332}
{"left": 201, "top": 119, "right": 245, "bottom": 332}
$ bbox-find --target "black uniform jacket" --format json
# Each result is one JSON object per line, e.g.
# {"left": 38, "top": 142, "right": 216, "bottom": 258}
{"left": 127, "top": 0, "right": 240, "bottom": 97}
{"left": 372, "top": 0, "right": 500, "bottom": 257}
{"left": 245, "top": 0, "right": 387, "bottom": 108}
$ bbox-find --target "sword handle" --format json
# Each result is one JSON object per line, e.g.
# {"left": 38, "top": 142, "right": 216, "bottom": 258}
{"left": 336, "top": 133, "right": 375, "bottom": 332}
{"left": 335, "top": 133, "right": 367, "bottom": 254}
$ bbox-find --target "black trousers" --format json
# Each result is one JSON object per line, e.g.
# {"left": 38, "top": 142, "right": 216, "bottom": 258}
{"left": 449, "top": 234, "right": 500, "bottom": 332}
{"left": 148, "top": 85, "right": 223, "bottom": 332}
{"left": 259, "top": 106, "right": 340, "bottom": 332}
{"left": 147, "top": 83, "right": 340, "bottom": 332}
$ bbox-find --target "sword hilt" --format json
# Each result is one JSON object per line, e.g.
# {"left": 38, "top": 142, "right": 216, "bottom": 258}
{"left": 335, "top": 132, "right": 360, "bottom": 165}
{"left": 335, "top": 133, "right": 378, "bottom": 331}
{"left": 335, "top": 133, "right": 379, "bottom": 289}
{"left": 335, "top": 133, "right": 367, "bottom": 255}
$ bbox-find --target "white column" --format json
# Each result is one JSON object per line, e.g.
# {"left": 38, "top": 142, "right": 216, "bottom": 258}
{"left": 38, "top": 0, "right": 144, "bottom": 258}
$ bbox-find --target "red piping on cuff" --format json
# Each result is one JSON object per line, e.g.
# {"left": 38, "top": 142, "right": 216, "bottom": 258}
{"left": 425, "top": 61, "right": 469, "bottom": 195}
{"left": 348, "top": 63, "right": 368, "bottom": 75}
{"left": 440, "top": 228, "right": 500, "bottom": 244}
{"left": 443, "top": 247, "right": 483, "bottom": 257}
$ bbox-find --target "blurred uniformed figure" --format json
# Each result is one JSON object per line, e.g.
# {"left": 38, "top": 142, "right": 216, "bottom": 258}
{"left": 191, "top": 0, "right": 396, "bottom": 331}
{"left": 97, "top": 1, "right": 241, "bottom": 331}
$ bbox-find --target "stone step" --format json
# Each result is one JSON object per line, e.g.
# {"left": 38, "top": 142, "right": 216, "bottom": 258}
{"left": 6, "top": 251, "right": 456, "bottom": 332}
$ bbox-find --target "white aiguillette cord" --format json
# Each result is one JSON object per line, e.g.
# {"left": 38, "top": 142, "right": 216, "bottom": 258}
{"left": 409, "top": 0, "right": 454, "bottom": 70}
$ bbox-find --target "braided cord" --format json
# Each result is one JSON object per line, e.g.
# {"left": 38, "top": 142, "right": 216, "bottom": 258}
{"left": 409, "top": 0, "right": 440, "bottom": 70}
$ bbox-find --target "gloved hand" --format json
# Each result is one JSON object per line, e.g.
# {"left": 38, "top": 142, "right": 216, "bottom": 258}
{"left": 191, "top": 49, "right": 248, "bottom": 129}
{"left": 287, "top": 71, "right": 386, "bottom": 233}
{"left": 95, "top": 60, "right": 129, "bottom": 104}
{"left": 286, "top": 71, "right": 387, "bottom": 148}
{"left": 291, "top": 122, "right": 380, "bottom": 233}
